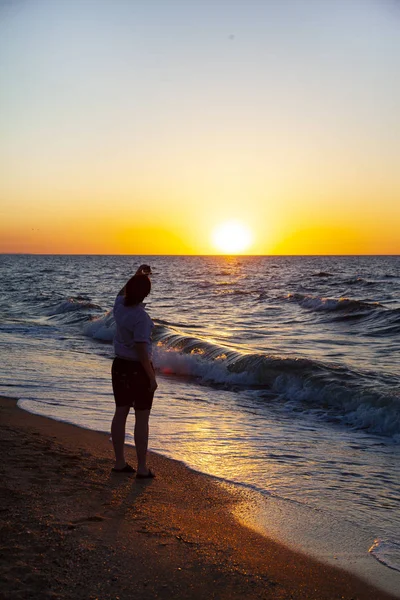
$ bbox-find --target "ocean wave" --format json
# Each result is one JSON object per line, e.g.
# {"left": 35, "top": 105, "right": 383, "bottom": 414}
{"left": 301, "top": 301, "right": 400, "bottom": 334}
{"left": 83, "top": 313, "right": 205, "bottom": 342}
{"left": 153, "top": 318, "right": 203, "bottom": 329}
{"left": 363, "top": 307, "right": 400, "bottom": 336}
{"left": 82, "top": 314, "right": 400, "bottom": 438}
{"left": 83, "top": 311, "right": 115, "bottom": 341}
{"left": 150, "top": 329, "right": 400, "bottom": 438}
{"left": 40, "top": 268, "right": 55, "bottom": 274}
{"left": 218, "top": 288, "right": 255, "bottom": 296}
{"left": 369, "top": 539, "right": 400, "bottom": 573}
{"left": 50, "top": 297, "right": 102, "bottom": 315}
{"left": 286, "top": 293, "right": 383, "bottom": 313}
{"left": 153, "top": 330, "right": 321, "bottom": 388}
{"left": 343, "top": 277, "right": 376, "bottom": 286}
{"left": 40, "top": 296, "right": 105, "bottom": 326}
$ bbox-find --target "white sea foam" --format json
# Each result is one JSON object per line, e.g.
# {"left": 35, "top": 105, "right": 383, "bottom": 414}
{"left": 83, "top": 311, "right": 115, "bottom": 341}
{"left": 153, "top": 345, "right": 258, "bottom": 386}
{"left": 369, "top": 538, "right": 400, "bottom": 572}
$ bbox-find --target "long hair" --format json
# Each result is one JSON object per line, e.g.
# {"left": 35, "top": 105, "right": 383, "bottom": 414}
{"left": 124, "top": 275, "right": 151, "bottom": 306}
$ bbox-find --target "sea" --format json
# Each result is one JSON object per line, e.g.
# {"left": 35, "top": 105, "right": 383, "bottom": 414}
{"left": 1, "top": 254, "right": 399, "bottom": 595}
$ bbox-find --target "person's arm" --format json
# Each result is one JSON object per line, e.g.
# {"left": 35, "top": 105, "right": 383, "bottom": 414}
{"left": 117, "top": 265, "right": 152, "bottom": 297}
{"left": 135, "top": 343, "right": 158, "bottom": 393}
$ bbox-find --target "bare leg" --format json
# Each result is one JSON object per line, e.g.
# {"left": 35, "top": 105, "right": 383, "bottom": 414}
{"left": 111, "top": 405, "right": 131, "bottom": 469}
{"left": 134, "top": 409, "right": 151, "bottom": 475}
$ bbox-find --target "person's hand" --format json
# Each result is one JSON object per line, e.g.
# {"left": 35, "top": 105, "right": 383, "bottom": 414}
{"left": 149, "top": 377, "right": 158, "bottom": 393}
{"left": 135, "top": 264, "right": 152, "bottom": 276}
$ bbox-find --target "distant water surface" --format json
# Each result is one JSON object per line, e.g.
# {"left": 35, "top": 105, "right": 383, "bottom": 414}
{"left": 0, "top": 254, "right": 399, "bottom": 592}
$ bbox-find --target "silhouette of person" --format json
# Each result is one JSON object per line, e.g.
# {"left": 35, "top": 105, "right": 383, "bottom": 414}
{"left": 111, "top": 265, "right": 157, "bottom": 477}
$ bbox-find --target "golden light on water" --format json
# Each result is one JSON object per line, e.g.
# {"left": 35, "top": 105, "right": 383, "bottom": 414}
{"left": 212, "top": 221, "right": 253, "bottom": 254}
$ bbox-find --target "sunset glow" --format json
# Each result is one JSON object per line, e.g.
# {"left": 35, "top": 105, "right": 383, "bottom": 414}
{"left": 1, "top": 1, "right": 399, "bottom": 255}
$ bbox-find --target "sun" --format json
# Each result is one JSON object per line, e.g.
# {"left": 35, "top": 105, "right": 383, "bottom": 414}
{"left": 212, "top": 220, "right": 253, "bottom": 254}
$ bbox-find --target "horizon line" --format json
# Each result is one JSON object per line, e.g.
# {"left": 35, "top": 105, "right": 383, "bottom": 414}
{"left": 1, "top": 253, "right": 399, "bottom": 258}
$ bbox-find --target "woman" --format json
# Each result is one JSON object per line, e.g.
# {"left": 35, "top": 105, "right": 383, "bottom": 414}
{"left": 111, "top": 265, "right": 157, "bottom": 477}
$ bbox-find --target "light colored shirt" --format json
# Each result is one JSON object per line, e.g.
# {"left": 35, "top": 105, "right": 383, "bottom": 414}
{"left": 113, "top": 295, "right": 154, "bottom": 361}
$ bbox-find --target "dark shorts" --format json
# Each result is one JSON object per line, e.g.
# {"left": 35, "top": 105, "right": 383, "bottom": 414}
{"left": 111, "top": 357, "right": 154, "bottom": 411}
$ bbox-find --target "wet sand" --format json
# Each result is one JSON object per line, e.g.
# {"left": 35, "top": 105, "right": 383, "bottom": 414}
{"left": 0, "top": 395, "right": 396, "bottom": 600}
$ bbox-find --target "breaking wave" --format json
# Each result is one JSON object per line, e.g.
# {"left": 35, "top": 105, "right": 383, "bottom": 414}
{"left": 83, "top": 315, "right": 400, "bottom": 439}
{"left": 50, "top": 297, "right": 102, "bottom": 314}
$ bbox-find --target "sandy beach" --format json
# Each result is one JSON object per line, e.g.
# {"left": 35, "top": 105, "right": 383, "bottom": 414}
{"left": 0, "top": 395, "right": 396, "bottom": 600}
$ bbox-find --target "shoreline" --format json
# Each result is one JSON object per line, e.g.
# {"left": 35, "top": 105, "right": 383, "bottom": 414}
{"left": 0, "top": 395, "right": 397, "bottom": 600}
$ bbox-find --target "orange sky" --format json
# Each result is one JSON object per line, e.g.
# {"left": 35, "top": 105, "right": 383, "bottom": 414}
{"left": 1, "top": 0, "right": 399, "bottom": 255}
